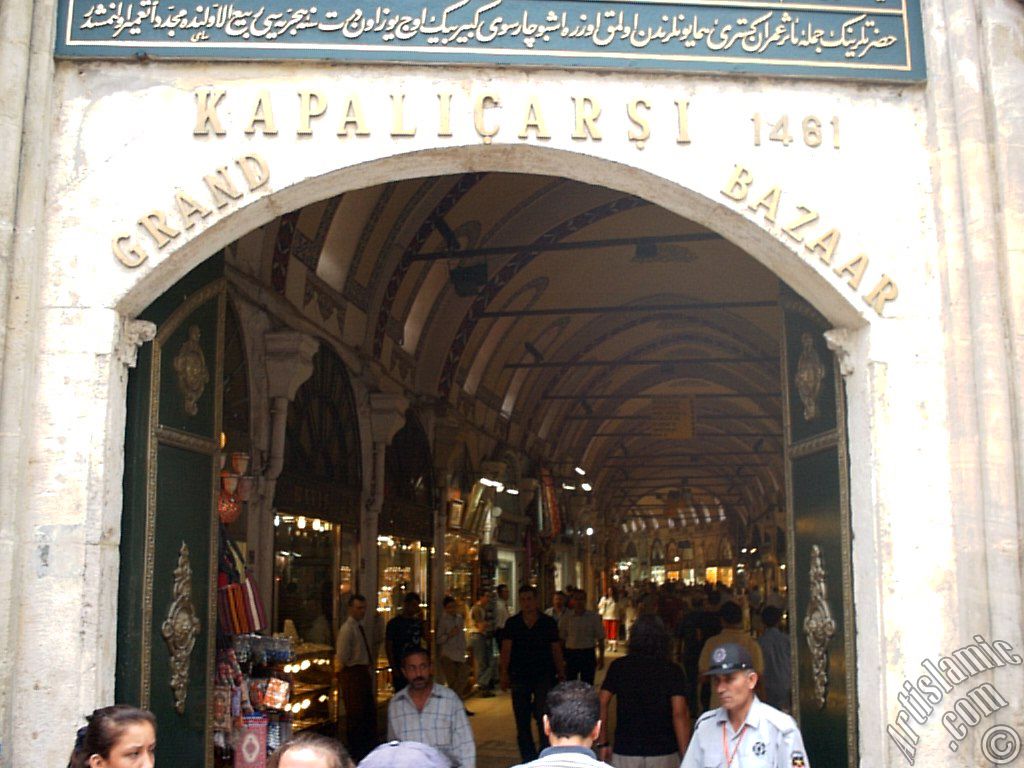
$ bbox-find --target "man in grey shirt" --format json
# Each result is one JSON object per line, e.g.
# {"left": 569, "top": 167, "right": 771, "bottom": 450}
{"left": 557, "top": 589, "right": 605, "bottom": 685}
{"left": 757, "top": 606, "right": 791, "bottom": 711}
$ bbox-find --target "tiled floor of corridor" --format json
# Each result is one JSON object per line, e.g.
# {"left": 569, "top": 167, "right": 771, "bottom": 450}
{"left": 470, "top": 649, "right": 622, "bottom": 768}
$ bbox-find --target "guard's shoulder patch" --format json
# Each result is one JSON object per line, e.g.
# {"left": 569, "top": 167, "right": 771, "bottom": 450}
{"left": 761, "top": 705, "right": 798, "bottom": 735}
{"left": 791, "top": 750, "right": 806, "bottom": 767}
{"left": 694, "top": 710, "right": 719, "bottom": 730}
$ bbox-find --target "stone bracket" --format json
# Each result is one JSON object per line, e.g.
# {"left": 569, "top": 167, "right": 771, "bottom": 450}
{"left": 115, "top": 318, "right": 157, "bottom": 368}
{"left": 824, "top": 327, "right": 855, "bottom": 378}
{"left": 265, "top": 331, "right": 319, "bottom": 400}
{"left": 368, "top": 392, "right": 409, "bottom": 444}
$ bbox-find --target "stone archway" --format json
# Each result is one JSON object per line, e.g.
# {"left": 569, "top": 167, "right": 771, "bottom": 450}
{"left": 28, "top": 79, "right": 926, "bottom": 762}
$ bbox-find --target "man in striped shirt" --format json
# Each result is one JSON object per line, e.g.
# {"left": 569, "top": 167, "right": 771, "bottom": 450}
{"left": 387, "top": 646, "right": 476, "bottom": 768}
{"left": 510, "top": 681, "right": 607, "bottom": 768}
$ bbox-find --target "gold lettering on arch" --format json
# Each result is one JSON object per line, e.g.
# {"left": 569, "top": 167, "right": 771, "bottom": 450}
{"left": 719, "top": 163, "right": 900, "bottom": 317}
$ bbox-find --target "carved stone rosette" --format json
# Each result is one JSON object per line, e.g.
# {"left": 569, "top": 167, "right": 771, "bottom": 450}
{"left": 172, "top": 325, "right": 209, "bottom": 416}
{"left": 795, "top": 332, "right": 825, "bottom": 421}
{"left": 161, "top": 542, "right": 201, "bottom": 715}
{"left": 803, "top": 544, "right": 836, "bottom": 709}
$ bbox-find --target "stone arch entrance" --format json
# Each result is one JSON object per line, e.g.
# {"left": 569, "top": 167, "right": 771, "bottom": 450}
{"left": 28, "top": 79, "right": 926, "bottom": 762}
{"left": 103, "top": 148, "right": 876, "bottom": 765}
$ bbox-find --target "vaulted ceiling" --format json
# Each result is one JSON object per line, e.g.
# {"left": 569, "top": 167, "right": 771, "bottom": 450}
{"left": 237, "top": 172, "right": 786, "bottom": 528}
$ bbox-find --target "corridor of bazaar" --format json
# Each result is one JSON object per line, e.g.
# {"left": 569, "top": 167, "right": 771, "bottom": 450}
{"left": 114, "top": 171, "right": 852, "bottom": 766}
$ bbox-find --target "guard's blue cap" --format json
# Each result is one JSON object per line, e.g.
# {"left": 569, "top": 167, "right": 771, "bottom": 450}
{"left": 358, "top": 740, "right": 451, "bottom": 768}
{"left": 702, "top": 642, "right": 755, "bottom": 675}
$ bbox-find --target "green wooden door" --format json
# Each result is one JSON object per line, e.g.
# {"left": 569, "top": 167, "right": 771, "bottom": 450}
{"left": 781, "top": 292, "right": 857, "bottom": 768}
{"left": 118, "top": 255, "right": 225, "bottom": 767}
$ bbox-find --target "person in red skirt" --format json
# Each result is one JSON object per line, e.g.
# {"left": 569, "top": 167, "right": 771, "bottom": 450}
{"left": 598, "top": 587, "right": 621, "bottom": 652}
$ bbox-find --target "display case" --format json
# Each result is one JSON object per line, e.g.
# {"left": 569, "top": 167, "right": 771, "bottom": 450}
{"left": 376, "top": 535, "right": 430, "bottom": 624}
{"left": 282, "top": 642, "right": 336, "bottom": 731}
{"left": 375, "top": 535, "right": 431, "bottom": 698}
{"left": 272, "top": 514, "right": 355, "bottom": 732}
{"left": 444, "top": 532, "right": 478, "bottom": 605}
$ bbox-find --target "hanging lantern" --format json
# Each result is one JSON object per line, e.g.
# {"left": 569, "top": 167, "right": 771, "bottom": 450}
{"left": 218, "top": 493, "right": 241, "bottom": 524}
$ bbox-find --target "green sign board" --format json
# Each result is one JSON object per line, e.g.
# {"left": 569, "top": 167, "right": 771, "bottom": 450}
{"left": 55, "top": 0, "right": 926, "bottom": 81}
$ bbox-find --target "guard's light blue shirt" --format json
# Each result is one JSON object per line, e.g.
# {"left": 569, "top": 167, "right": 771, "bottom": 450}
{"left": 680, "top": 696, "right": 809, "bottom": 768}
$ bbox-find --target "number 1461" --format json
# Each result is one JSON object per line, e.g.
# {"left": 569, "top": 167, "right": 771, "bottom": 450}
{"left": 751, "top": 114, "right": 841, "bottom": 149}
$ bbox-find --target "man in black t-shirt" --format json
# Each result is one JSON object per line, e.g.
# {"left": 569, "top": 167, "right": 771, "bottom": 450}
{"left": 500, "top": 584, "right": 567, "bottom": 762}
{"left": 386, "top": 592, "right": 426, "bottom": 692}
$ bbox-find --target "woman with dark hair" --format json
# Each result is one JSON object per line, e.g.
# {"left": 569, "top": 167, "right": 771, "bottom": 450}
{"left": 596, "top": 614, "right": 691, "bottom": 768}
{"left": 268, "top": 732, "right": 355, "bottom": 768}
{"left": 67, "top": 705, "right": 156, "bottom": 768}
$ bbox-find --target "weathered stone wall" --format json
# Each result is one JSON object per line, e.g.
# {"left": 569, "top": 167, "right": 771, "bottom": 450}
{"left": 0, "top": 1, "right": 1021, "bottom": 766}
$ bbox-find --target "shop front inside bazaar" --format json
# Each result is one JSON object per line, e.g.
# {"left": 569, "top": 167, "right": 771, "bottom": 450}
{"left": 2, "top": 3, "right": 1023, "bottom": 766}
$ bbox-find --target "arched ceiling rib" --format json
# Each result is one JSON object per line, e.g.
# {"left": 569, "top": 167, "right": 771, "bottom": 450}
{"left": 299, "top": 172, "right": 787, "bottom": 525}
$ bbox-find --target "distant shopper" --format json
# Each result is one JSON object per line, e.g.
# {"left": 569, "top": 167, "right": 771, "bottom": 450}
{"left": 758, "top": 606, "right": 792, "bottom": 711}
{"left": 597, "top": 588, "right": 621, "bottom": 652}
{"left": 682, "top": 643, "right": 809, "bottom": 768}
{"left": 509, "top": 681, "right": 607, "bottom": 768}
{"left": 494, "top": 584, "right": 511, "bottom": 639}
{"left": 697, "top": 601, "right": 764, "bottom": 711}
{"left": 269, "top": 733, "right": 355, "bottom": 768}
{"left": 437, "top": 596, "right": 471, "bottom": 699}
{"left": 336, "top": 593, "right": 379, "bottom": 760}
{"left": 545, "top": 590, "right": 569, "bottom": 623}
{"left": 387, "top": 647, "right": 476, "bottom": 768}
{"left": 598, "top": 614, "right": 690, "bottom": 768}
{"left": 500, "top": 584, "right": 567, "bottom": 762}
{"left": 468, "top": 590, "right": 496, "bottom": 696}
{"left": 558, "top": 589, "right": 605, "bottom": 684}
{"left": 623, "top": 591, "right": 639, "bottom": 642}
{"left": 386, "top": 592, "right": 427, "bottom": 692}
{"left": 68, "top": 705, "right": 157, "bottom": 768}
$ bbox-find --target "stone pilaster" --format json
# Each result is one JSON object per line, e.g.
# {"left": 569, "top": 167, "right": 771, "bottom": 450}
{"left": 256, "top": 331, "right": 319, "bottom": 597}
{"left": 360, "top": 393, "right": 408, "bottom": 612}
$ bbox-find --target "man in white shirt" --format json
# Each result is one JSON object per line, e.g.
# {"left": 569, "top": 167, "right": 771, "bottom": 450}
{"left": 468, "top": 591, "right": 496, "bottom": 696}
{"left": 557, "top": 590, "right": 605, "bottom": 685}
{"left": 437, "top": 595, "right": 471, "bottom": 700}
{"left": 387, "top": 647, "right": 476, "bottom": 768}
{"left": 495, "top": 584, "right": 511, "bottom": 638}
{"left": 335, "top": 593, "right": 379, "bottom": 760}
{"left": 545, "top": 590, "right": 569, "bottom": 623}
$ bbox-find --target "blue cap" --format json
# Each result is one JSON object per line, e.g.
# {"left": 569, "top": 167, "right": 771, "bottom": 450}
{"left": 358, "top": 740, "right": 451, "bottom": 768}
{"left": 702, "top": 642, "right": 755, "bottom": 675}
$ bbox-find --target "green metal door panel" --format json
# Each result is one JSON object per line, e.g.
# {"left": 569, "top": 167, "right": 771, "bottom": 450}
{"left": 118, "top": 255, "right": 225, "bottom": 768}
{"left": 791, "top": 448, "right": 851, "bottom": 768}
{"left": 784, "top": 309, "right": 837, "bottom": 444}
{"left": 141, "top": 254, "right": 225, "bottom": 326}
{"left": 157, "top": 296, "right": 221, "bottom": 437}
{"left": 116, "top": 340, "right": 154, "bottom": 706}
{"left": 149, "top": 444, "right": 218, "bottom": 765}
{"left": 781, "top": 295, "right": 857, "bottom": 768}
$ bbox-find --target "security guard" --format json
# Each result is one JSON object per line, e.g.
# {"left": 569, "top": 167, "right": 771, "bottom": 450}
{"left": 681, "top": 643, "right": 809, "bottom": 768}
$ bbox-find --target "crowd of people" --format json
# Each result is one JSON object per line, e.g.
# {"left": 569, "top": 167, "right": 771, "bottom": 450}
{"left": 69, "top": 580, "right": 806, "bottom": 768}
